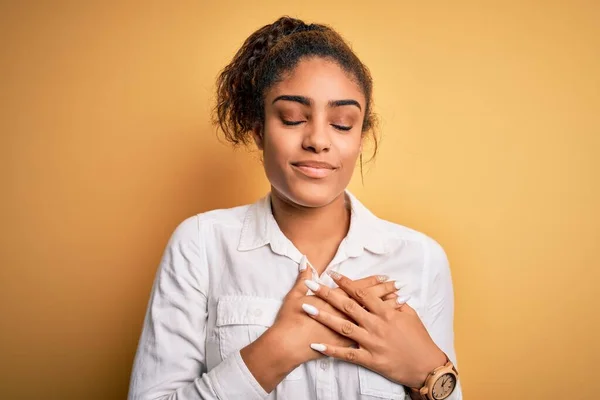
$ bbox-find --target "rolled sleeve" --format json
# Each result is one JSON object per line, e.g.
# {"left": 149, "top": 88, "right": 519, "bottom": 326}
{"left": 204, "top": 351, "right": 268, "bottom": 400}
{"left": 422, "top": 238, "right": 463, "bottom": 400}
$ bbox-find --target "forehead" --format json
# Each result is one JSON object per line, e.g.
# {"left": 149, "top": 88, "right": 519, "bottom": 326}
{"left": 266, "top": 57, "right": 366, "bottom": 106}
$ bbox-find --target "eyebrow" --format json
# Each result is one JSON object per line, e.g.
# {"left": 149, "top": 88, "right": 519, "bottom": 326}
{"left": 272, "top": 95, "right": 362, "bottom": 111}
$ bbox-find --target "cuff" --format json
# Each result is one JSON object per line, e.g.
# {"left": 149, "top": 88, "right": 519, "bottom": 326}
{"left": 209, "top": 351, "right": 269, "bottom": 400}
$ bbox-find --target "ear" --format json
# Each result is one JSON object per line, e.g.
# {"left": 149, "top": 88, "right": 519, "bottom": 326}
{"left": 252, "top": 123, "right": 264, "bottom": 150}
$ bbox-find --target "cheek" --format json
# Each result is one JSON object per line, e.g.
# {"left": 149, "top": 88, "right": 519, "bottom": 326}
{"left": 335, "top": 135, "right": 362, "bottom": 165}
{"left": 261, "top": 130, "right": 293, "bottom": 171}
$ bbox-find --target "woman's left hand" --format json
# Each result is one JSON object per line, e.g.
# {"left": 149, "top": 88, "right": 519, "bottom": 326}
{"left": 302, "top": 271, "right": 447, "bottom": 389}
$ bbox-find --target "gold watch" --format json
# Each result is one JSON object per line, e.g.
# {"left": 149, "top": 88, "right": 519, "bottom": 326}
{"left": 408, "top": 355, "right": 458, "bottom": 400}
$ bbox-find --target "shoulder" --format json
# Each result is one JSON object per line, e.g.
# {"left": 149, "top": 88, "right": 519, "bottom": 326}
{"left": 168, "top": 203, "right": 252, "bottom": 243}
{"left": 376, "top": 219, "right": 454, "bottom": 309}
{"left": 376, "top": 218, "right": 450, "bottom": 272}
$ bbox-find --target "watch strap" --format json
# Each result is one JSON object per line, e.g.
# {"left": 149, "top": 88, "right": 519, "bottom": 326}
{"left": 407, "top": 355, "right": 458, "bottom": 400}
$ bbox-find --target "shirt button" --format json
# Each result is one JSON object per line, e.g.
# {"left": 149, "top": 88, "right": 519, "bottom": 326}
{"left": 320, "top": 360, "right": 329, "bottom": 370}
{"left": 253, "top": 309, "right": 262, "bottom": 317}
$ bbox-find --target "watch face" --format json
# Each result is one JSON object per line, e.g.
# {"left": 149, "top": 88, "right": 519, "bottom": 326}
{"left": 431, "top": 373, "right": 457, "bottom": 400}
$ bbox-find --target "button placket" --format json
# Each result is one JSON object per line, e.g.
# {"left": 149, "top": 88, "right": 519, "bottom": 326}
{"left": 319, "top": 359, "right": 329, "bottom": 370}
{"left": 303, "top": 255, "right": 326, "bottom": 296}
{"left": 315, "top": 356, "right": 334, "bottom": 400}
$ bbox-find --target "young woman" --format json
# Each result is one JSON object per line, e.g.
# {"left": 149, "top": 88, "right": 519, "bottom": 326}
{"left": 129, "top": 16, "right": 462, "bottom": 400}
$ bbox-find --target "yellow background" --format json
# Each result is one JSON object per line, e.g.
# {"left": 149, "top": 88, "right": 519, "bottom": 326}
{"left": 1, "top": 1, "right": 598, "bottom": 399}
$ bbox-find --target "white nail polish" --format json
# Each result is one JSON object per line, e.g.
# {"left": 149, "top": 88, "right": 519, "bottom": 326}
{"left": 299, "top": 255, "right": 307, "bottom": 272}
{"left": 310, "top": 343, "right": 327, "bottom": 352}
{"left": 396, "top": 295, "right": 411, "bottom": 305}
{"left": 327, "top": 270, "right": 341, "bottom": 280}
{"left": 302, "top": 303, "right": 319, "bottom": 316}
{"left": 377, "top": 275, "right": 389, "bottom": 282}
{"left": 304, "top": 280, "right": 320, "bottom": 292}
{"left": 394, "top": 281, "right": 404, "bottom": 290}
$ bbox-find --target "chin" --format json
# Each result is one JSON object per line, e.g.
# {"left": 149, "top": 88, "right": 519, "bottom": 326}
{"left": 274, "top": 181, "right": 344, "bottom": 209}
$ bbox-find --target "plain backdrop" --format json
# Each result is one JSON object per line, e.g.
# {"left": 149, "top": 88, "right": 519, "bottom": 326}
{"left": 1, "top": 1, "right": 598, "bottom": 399}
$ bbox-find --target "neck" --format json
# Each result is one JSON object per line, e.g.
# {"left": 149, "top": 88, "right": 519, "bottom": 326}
{"left": 269, "top": 189, "right": 351, "bottom": 259}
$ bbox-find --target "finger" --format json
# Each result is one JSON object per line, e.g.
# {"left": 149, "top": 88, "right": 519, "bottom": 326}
{"left": 301, "top": 304, "right": 372, "bottom": 344}
{"left": 351, "top": 274, "right": 390, "bottom": 289}
{"left": 327, "top": 271, "right": 387, "bottom": 316}
{"left": 396, "top": 297, "right": 417, "bottom": 315}
{"left": 382, "top": 295, "right": 413, "bottom": 311}
{"left": 365, "top": 280, "right": 400, "bottom": 300}
{"left": 382, "top": 293, "right": 398, "bottom": 301}
{"left": 382, "top": 298, "right": 403, "bottom": 309}
{"left": 333, "top": 286, "right": 396, "bottom": 302}
{"left": 309, "top": 343, "right": 371, "bottom": 367}
{"left": 329, "top": 274, "right": 389, "bottom": 299}
{"left": 305, "top": 280, "right": 375, "bottom": 327}
{"left": 332, "top": 288, "right": 350, "bottom": 298}
{"left": 290, "top": 256, "right": 314, "bottom": 297}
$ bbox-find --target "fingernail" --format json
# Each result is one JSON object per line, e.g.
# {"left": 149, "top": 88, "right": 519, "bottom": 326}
{"left": 302, "top": 303, "right": 319, "bottom": 316}
{"left": 310, "top": 343, "right": 327, "bottom": 352}
{"left": 299, "top": 255, "right": 307, "bottom": 272}
{"left": 377, "top": 275, "right": 389, "bottom": 282}
{"left": 327, "top": 270, "right": 341, "bottom": 281}
{"left": 394, "top": 281, "right": 404, "bottom": 290}
{"left": 396, "top": 295, "right": 411, "bottom": 305}
{"left": 304, "top": 279, "right": 320, "bottom": 292}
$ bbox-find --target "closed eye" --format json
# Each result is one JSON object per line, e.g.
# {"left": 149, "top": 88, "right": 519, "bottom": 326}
{"left": 332, "top": 124, "right": 352, "bottom": 131}
{"left": 282, "top": 120, "right": 305, "bottom": 126}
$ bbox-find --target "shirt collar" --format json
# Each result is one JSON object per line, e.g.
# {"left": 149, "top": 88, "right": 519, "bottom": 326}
{"left": 237, "top": 190, "right": 393, "bottom": 259}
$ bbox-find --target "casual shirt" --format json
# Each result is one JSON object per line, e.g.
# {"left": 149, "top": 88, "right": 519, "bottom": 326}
{"left": 128, "top": 191, "right": 463, "bottom": 400}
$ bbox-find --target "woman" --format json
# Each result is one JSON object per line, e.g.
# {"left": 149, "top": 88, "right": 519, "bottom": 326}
{"left": 129, "top": 16, "right": 462, "bottom": 400}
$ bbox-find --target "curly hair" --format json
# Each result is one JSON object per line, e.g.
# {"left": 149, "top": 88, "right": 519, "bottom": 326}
{"left": 213, "top": 16, "right": 378, "bottom": 160}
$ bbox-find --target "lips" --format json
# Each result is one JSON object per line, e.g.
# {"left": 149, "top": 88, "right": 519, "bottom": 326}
{"left": 291, "top": 161, "right": 336, "bottom": 169}
{"left": 291, "top": 160, "right": 337, "bottom": 179}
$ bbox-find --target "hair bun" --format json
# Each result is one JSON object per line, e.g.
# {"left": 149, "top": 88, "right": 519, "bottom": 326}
{"left": 270, "top": 16, "right": 316, "bottom": 40}
{"left": 214, "top": 15, "right": 377, "bottom": 158}
{"left": 252, "top": 17, "right": 320, "bottom": 66}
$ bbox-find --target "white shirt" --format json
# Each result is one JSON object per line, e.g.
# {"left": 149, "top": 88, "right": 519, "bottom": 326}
{"left": 128, "top": 191, "right": 463, "bottom": 400}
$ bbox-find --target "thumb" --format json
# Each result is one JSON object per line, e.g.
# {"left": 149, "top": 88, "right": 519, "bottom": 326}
{"left": 290, "top": 255, "right": 313, "bottom": 298}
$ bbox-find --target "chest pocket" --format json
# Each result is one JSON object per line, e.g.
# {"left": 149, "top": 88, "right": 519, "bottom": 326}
{"left": 358, "top": 366, "right": 406, "bottom": 399}
{"left": 216, "top": 296, "right": 303, "bottom": 381}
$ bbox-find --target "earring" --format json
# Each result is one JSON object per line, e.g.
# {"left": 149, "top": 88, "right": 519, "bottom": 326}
{"left": 359, "top": 152, "right": 364, "bottom": 185}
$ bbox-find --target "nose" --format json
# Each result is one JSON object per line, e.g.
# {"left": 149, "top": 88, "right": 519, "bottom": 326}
{"left": 302, "top": 119, "right": 330, "bottom": 153}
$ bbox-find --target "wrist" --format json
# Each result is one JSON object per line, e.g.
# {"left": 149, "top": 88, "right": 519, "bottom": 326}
{"left": 407, "top": 352, "right": 458, "bottom": 400}
{"left": 262, "top": 326, "right": 305, "bottom": 372}
{"left": 240, "top": 328, "right": 297, "bottom": 392}
{"left": 409, "top": 349, "right": 447, "bottom": 389}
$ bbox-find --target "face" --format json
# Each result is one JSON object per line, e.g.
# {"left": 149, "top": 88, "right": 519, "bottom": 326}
{"left": 254, "top": 57, "right": 366, "bottom": 208}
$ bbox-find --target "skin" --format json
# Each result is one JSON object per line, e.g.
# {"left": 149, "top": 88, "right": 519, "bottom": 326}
{"left": 239, "top": 57, "right": 446, "bottom": 393}
{"left": 305, "top": 271, "right": 447, "bottom": 389}
{"left": 252, "top": 57, "right": 364, "bottom": 273}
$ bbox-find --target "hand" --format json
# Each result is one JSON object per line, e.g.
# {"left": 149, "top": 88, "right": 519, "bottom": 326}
{"left": 268, "top": 267, "right": 400, "bottom": 367}
{"left": 302, "top": 271, "right": 447, "bottom": 389}
{"left": 240, "top": 268, "right": 399, "bottom": 393}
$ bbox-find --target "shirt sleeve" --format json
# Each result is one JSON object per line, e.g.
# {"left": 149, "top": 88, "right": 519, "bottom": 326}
{"left": 421, "top": 238, "right": 463, "bottom": 400}
{"left": 128, "top": 216, "right": 268, "bottom": 400}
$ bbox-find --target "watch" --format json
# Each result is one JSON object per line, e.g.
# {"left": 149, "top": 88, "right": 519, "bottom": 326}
{"left": 408, "top": 355, "right": 458, "bottom": 400}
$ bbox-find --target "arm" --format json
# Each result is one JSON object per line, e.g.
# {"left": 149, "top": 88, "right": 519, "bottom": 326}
{"left": 290, "top": 238, "right": 463, "bottom": 398}
{"left": 421, "top": 238, "right": 463, "bottom": 399}
{"left": 127, "top": 216, "right": 277, "bottom": 400}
